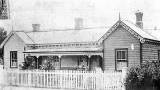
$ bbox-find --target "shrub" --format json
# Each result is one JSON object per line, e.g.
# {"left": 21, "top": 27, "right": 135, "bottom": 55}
{"left": 125, "top": 61, "right": 160, "bottom": 90}
{"left": 39, "top": 59, "right": 54, "bottom": 70}
{"left": 19, "top": 56, "right": 37, "bottom": 70}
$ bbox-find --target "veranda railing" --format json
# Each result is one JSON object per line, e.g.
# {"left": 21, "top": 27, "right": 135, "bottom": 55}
{"left": 0, "top": 69, "right": 126, "bottom": 90}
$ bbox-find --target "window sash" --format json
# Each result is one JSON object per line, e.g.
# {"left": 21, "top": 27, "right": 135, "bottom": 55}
{"left": 10, "top": 51, "right": 17, "bottom": 67}
{"left": 115, "top": 49, "right": 128, "bottom": 70}
{"left": 117, "top": 62, "right": 127, "bottom": 70}
{"left": 12, "top": 60, "right": 17, "bottom": 67}
{"left": 78, "top": 56, "right": 88, "bottom": 66}
{"left": 116, "top": 50, "right": 127, "bottom": 60}
{"left": 53, "top": 56, "right": 59, "bottom": 62}
{"left": 158, "top": 50, "right": 160, "bottom": 60}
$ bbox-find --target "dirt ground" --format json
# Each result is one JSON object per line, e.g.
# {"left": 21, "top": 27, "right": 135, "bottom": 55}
{"left": 0, "top": 85, "right": 68, "bottom": 90}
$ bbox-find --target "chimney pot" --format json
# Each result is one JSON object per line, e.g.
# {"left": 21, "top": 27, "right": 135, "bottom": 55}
{"left": 135, "top": 10, "right": 143, "bottom": 29}
{"left": 32, "top": 24, "right": 40, "bottom": 32}
{"left": 75, "top": 18, "right": 83, "bottom": 30}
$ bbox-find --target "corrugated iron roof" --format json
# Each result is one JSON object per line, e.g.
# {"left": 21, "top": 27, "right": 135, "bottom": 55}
{"left": 14, "top": 21, "right": 159, "bottom": 44}
{"left": 2, "top": 20, "right": 160, "bottom": 48}
{"left": 23, "top": 28, "right": 110, "bottom": 44}
{"left": 24, "top": 47, "right": 103, "bottom": 53}
{"left": 145, "top": 30, "right": 160, "bottom": 41}
{"left": 122, "top": 20, "right": 157, "bottom": 40}
{"left": 16, "top": 32, "right": 35, "bottom": 44}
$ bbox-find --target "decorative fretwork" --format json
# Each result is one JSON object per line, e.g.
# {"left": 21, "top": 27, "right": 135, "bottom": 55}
{"left": 98, "top": 21, "right": 120, "bottom": 44}
{"left": 98, "top": 20, "right": 146, "bottom": 44}
{"left": 120, "top": 21, "right": 145, "bottom": 43}
{"left": 145, "top": 39, "right": 160, "bottom": 45}
{"left": 26, "top": 42, "right": 101, "bottom": 49}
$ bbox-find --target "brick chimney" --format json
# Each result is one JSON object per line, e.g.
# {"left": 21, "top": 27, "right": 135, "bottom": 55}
{"left": 75, "top": 18, "right": 83, "bottom": 30}
{"left": 32, "top": 24, "right": 40, "bottom": 32}
{"left": 135, "top": 10, "right": 143, "bottom": 29}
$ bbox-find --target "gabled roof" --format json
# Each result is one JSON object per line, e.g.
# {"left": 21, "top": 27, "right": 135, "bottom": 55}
{"left": 98, "top": 20, "right": 157, "bottom": 43}
{"left": 16, "top": 32, "right": 35, "bottom": 44}
{"left": 122, "top": 20, "right": 157, "bottom": 40}
{"left": 25, "top": 28, "right": 109, "bottom": 44}
{"left": 145, "top": 30, "right": 160, "bottom": 41}
{"left": 0, "top": 31, "right": 35, "bottom": 48}
{"left": 1, "top": 19, "right": 160, "bottom": 48}
{"left": 0, "top": 31, "right": 14, "bottom": 48}
{"left": 0, "top": 27, "right": 110, "bottom": 48}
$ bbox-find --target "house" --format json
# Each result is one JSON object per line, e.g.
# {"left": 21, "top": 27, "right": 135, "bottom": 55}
{"left": 1, "top": 11, "right": 160, "bottom": 71}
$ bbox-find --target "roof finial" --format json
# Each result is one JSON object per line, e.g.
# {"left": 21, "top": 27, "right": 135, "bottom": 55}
{"left": 119, "top": 12, "right": 121, "bottom": 20}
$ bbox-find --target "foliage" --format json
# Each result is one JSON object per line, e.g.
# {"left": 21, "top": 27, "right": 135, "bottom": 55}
{"left": 39, "top": 60, "right": 54, "bottom": 70}
{"left": 0, "top": 57, "right": 3, "bottom": 65}
{"left": 0, "top": 27, "right": 7, "bottom": 58}
{"left": 0, "top": 27, "right": 7, "bottom": 44}
{"left": 20, "top": 56, "right": 36, "bottom": 70}
{"left": 125, "top": 61, "right": 160, "bottom": 90}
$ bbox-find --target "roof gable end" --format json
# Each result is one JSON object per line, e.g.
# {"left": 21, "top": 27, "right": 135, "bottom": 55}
{"left": 98, "top": 20, "right": 156, "bottom": 44}
{"left": 0, "top": 31, "right": 34, "bottom": 48}
{"left": 0, "top": 31, "right": 14, "bottom": 48}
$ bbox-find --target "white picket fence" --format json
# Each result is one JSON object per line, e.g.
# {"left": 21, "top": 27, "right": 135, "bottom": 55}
{"left": 0, "top": 69, "right": 127, "bottom": 90}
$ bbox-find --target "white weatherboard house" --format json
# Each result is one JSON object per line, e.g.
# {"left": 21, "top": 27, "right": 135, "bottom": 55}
{"left": 1, "top": 11, "right": 160, "bottom": 71}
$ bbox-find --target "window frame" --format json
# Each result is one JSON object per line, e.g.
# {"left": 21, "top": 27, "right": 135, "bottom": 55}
{"left": 10, "top": 51, "right": 18, "bottom": 68}
{"left": 115, "top": 48, "right": 128, "bottom": 70}
{"left": 158, "top": 50, "right": 160, "bottom": 61}
{"left": 78, "top": 56, "right": 88, "bottom": 66}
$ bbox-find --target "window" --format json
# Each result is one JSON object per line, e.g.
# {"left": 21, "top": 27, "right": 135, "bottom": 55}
{"left": 78, "top": 56, "right": 88, "bottom": 68}
{"left": 53, "top": 56, "right": 60, "bottom": 69}
{"left": 10, "top": 51, "right": 17, "bottom": 67}
{"left": 54, "top": 56, "right": 59, "bottom": 62}
{"left": 115, "top": 49, "right": 128, "bottom": 70}
{"left": 158, "top": 50, "right": 160, "bottom": 61}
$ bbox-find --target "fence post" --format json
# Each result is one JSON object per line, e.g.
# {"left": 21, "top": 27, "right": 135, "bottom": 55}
{"left": 28, "top": 70, "right": 31, "bottom": 87}
{"left": 0, "top": 67, "right": 4, "bottom": 85}
{"left": 96, "top": 71, "right": 100, "bottom": 90}
{"left": 16, "top": 70, "right": 19, "bottom": 86}
{"left": 122, "top": 67, "right": 127, "bottom": 90}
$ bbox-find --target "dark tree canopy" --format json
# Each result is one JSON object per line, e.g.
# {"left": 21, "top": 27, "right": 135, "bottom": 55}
{"left": 0, "top": 27, "right": 7, "bottom": 60}
{"left": 0, "top": 27, "right": 7, "bottom": 44}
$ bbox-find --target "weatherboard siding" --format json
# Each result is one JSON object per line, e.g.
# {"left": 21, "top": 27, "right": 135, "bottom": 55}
{"left": 4, "top": 34, "right": 25, "bottom": 69}
{"left": 103, "top": 26, "right": 140, "bottom": 70}
{"left": 142, "top": 43, "right": 160, "bottom": 61}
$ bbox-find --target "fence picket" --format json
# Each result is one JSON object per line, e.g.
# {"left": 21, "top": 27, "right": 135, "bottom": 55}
{"left": 1, "top": 69, "right": 126, "bottom": 90}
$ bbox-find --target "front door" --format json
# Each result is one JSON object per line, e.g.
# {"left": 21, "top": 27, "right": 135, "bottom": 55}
{"left": 53, "top": 56, "right": 60, "bottom": 70}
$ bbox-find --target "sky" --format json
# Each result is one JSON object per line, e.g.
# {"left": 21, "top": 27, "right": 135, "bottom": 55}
{"left": 1, "top": 0, "right": 160, "bottom": 33}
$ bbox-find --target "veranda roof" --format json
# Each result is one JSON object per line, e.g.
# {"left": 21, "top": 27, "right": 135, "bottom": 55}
{"left": 23, "top": 47, "right": 103, "bottom": 53}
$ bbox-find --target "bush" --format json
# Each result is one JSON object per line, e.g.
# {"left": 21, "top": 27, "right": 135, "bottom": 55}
{"left": 20, "top": 56, "right": 37, "bottom": 70}
{"left": 39, "top": 59, "right": 54, "bottom": 70}
{"left": 125, "top": 61, "right": 160, "bottom": 90}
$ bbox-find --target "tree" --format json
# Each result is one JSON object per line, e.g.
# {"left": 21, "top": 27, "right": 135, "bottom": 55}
{"left": 0, "top": 27, "right": 7, "bottom": 65}
{"left": 0, "top": 27, "right": 7, "bottom": 44}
